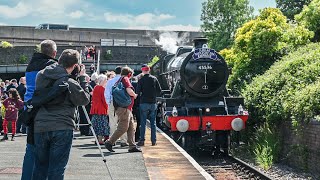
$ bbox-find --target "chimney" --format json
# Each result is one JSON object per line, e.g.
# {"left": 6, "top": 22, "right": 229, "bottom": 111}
{"left": 193, "top": 37, "right": 208, "bottom": 49}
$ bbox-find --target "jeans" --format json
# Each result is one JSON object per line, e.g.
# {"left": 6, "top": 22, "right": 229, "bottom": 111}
{"left": 139, "top": 103, "right": 157, "bottom": 143}
{"left": 21, "top": 143, "right": 35, "bottom": 180}
{"left": 32, "top": 130, "right": 73, "bottom": 180}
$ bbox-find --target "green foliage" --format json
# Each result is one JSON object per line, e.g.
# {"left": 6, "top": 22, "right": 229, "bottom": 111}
{"left": 276, "top": 0, "right": 312, "bottom": 20}
{"left": 227, "top": 8, "right": 313, "bottom": 94}
{"left": 201, "top": 0, "right": 253, "bottom": 51}
{"left": 19, "top": 55, "right": 28, "bottom": 64}
{"left": 283, "top": 23, "right": 315, "bottom": 48}
{"left": 235, "top": 8, "right": 288, "bottom": 60}
{"left": 148, "top": 56, "right": 159, "bottom": 67}
{"left": 295, "top": 0, "right": 320, "bottom": 41}
{"left": 252, "top": 123, "right": 280, "bottom": 170}
{"left": 243, "top": 43, "right": 320, "bottom": 127}
{"left": 219, "top": 48, "right": 239, "bottom": 69}
{"left": 220, "top": 48, "right": 249, "bottom": 92}
{"left": 0, "top": 41, "right": 13, "bottom": 48}
{"left": 104, "top": 50, "right": 113, "bottom": 60}
{"left": 288, "top": 77, "right": 320, "bottom": 125}
{"left": 34, "top": 44, "right": 41, "bottom": 53}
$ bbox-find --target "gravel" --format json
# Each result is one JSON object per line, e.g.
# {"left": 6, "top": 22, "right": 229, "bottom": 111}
{"left": 237, "top": 156, "right": 318, "bottom": 180}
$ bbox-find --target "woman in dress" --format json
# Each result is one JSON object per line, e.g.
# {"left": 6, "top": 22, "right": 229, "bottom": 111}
{"left": 90, "top": 74, "right": 109, "bottom": 144}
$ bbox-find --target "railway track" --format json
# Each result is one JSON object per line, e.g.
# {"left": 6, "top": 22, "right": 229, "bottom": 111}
{"left": 194, "top": 154, "right": 273, "bottom": 180}
{"left": 160, "top": 127, "right": 273, "bottom": 179}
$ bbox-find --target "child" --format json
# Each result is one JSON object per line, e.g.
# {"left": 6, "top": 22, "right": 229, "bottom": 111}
{"left": 1, "top": 88, "right": 24, "bottom": 141}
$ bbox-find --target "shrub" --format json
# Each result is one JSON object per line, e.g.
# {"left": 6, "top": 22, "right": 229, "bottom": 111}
{"left": 235, "top": 8, "right": 288, "bottom": 60}
{"left": 0, "top": 41, "right": 13, "bottom": 48}
{"left": 34, "top": 44, "right": 41, "bottom": 53}
{"left": 243, "top": 43, "right": 320, "bottom": 127}
{"left": 295, "top": 0, "right": 320, "bottom": 41}
{"left": 148, "top": 56, "right": 159, "bottom": 67}
{"left": 227, "top": 8, "right": 313, "bottom": 95}
{"left": 104, "top": 50, "right": 112, "bottom": 60}
{"left": 19, "top": 55, "right": 28, "bottom": 64}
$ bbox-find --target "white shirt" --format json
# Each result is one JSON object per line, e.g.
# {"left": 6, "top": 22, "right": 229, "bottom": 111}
{"left": 104, "top": 75, "right": 121, "bottom": 105}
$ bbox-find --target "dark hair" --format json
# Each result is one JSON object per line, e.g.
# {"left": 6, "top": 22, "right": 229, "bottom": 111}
{"left": 58, "top": 49, "right": 80, "bottom": 68}
{"left": 115, "top": 66, "right": 122, "bottom": 74}
{"left": 121, "top": 66, "right": 133, "bottom": 76}
{"left": 10, "top": 79, "right": 17, "bottom": 83}
{"left": 8, "top": 88, "right": 21, "bottom": 100}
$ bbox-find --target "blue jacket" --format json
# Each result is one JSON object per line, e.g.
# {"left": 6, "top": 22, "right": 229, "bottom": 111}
{"left": 24, "top": 53, "right": 57, "bottom": 102}
{"left": 24, "top": 53, "right": 57, "bottom": 144}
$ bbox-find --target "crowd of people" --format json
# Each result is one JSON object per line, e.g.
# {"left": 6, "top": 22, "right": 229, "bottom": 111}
{"left": 83, "top": 45, "right": 96, "bottom": 61}
{"left": 0, "top": 39, "right": 162, "bottom": 180}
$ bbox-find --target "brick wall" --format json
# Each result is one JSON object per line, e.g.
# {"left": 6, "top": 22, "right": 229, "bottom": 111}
{"left": 280, "top": 120, "right": 320, "bottom": 175}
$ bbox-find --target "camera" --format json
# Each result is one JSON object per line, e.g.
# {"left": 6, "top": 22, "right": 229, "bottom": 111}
{"left": 70, "top": 64, "right": 83, "bottom": 80}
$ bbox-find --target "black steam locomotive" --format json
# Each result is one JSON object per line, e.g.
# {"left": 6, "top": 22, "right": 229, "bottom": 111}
{"left": 151, "top": 38, "right": 248, "bottom": 154}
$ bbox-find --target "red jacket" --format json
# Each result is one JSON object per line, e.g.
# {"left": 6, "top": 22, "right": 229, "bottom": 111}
{"left": 90, "top": 85, "right": 108, "bottom": 115}
{"left": 3, "top": 98, "right": 24, "bottom": 121}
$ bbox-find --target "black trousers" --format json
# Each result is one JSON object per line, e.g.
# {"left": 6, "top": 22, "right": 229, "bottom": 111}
{"left": 133, "top": 107, "right": 140, "bottom": 142}
{"left": 78, "top": 105, "right": 91, "bottom": 136}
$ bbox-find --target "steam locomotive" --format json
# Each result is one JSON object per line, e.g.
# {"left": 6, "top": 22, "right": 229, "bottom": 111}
{"left": 151, "top": 38, "right": 249, "bottom": 154}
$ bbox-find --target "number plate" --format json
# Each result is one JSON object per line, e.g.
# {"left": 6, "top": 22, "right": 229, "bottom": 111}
{"left": 197, "top": 65, "right": 213, "bottom": 70}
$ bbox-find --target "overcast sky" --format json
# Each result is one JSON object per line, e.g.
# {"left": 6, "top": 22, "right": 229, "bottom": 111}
{"left": 0, "top": 0, "right": 276, "bottom": 31}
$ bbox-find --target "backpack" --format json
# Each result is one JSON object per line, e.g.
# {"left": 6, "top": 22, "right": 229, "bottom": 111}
{"left": 18, "top": 77, "right": 69, "bottom": 126}
{"left": 112, "top": 77, "right": 132, "bottom": 108}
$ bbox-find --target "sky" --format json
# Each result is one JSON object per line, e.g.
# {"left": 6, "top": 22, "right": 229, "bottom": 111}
{"left": 0, "top": 0, "right": 276, "bottom": 31}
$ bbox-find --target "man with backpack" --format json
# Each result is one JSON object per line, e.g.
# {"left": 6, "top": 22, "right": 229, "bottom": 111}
{"left": 104, "top": 66, "right": 141, "bottom": 153}
{"left": 104, "top": 66, "right": 128, "bottom": 147}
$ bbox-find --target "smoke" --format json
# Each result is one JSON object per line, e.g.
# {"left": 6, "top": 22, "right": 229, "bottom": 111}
{"left": 155, "top": 32, "right": 190, "bottom": 54}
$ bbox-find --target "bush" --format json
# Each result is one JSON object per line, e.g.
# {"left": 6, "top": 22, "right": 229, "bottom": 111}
{"left": 19, "top": 55, "right": 28, "bottom": 64}
{"left": 104, "top": 50, "right": 112, "bottom": 60}
{"left": 243, "top": 43, "right": 320, "bottom": 127}
{"left": 226, "top": 8, "right": 313, "bottom": 94}
{"left": 235, "top": 8, "right": 288, "bottom": 60}
{"left": 148, "top": 56, "right": 159, "bottom": 67}
{"left": 34, "top": 44, "right": 41, "bottom": 53}
{"left": 0, "top": 41, "right": 13, "bottom": 48}
{"left": 295, "top": 0, "right": 320, "bottom": 41}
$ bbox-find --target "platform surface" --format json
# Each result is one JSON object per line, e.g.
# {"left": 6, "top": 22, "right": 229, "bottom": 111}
{"left": 0, "top": 127, "right": 211, "bottom": 180}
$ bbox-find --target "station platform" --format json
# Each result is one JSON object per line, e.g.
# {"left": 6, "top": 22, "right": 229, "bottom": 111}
{"left": 0, "top": 127, "right": 213, "bottom": 180}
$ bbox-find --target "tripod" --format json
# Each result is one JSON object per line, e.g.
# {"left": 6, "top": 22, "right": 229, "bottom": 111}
{"left": 78, "top": 105, "right": 114, "bottom": 180}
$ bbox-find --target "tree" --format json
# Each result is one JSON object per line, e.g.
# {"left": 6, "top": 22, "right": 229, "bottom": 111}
{"left": 201, "top": 0, "right": 253, "bottom": 51}
{"left": 295, "top": 0, "right": 320, "bottom": 41}
{"left": 225, "top": 8, "right": 313, "bottom": 94}
{"left": 276, "top": 0, "right": 312, "bottom": 20}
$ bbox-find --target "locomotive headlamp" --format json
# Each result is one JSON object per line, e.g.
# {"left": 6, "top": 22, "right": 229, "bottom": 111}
{"left": 205, "top": 108, "right": 210, "bottom": 113}
{"left": 172, "top": 106, "right": 178, "bottom": 117}
{"left": 231, "top": 118, "right": 244, "bottom": 131}
{"left": 176, "top": 119, "right": 189, "bottom": 132}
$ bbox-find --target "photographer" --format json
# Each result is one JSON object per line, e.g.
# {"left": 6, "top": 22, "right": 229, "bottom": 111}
{"left": 32, "top": 49, "right": 90, "bottom": 180}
